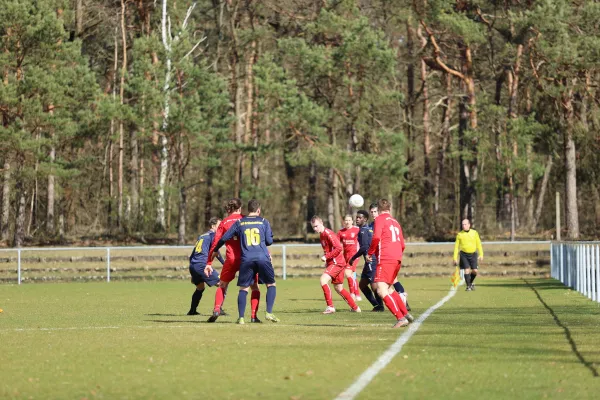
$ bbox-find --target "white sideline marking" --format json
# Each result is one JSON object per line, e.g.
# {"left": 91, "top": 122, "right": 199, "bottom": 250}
{"left": 335, "top": 286, "right": 460, "bottom": 400}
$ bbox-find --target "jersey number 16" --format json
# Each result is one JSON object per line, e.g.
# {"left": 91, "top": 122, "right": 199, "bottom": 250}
{"left": 244, "top": 228, "right": 261, "bottom": 246}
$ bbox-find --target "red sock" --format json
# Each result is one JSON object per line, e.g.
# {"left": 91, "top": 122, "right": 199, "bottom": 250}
{"left": 383, "top": 294, "right": 404, "bottom": 319}
{"left": 251, "top": 289, "right": 260, "bottom": 318}
{"left": 213, "top": 287, "right": 225, "bottom": 313}
{"left": 321, "top": 284, "right": 334, "bottom": 307}
{"left": 347, "top": 276, "right": 358, "bottom": 296}
{"left": 339, "top": 289, "right": 358, "bottom": 310}
{"left": 391, "top": 291, "right": 408, "bottom": 316}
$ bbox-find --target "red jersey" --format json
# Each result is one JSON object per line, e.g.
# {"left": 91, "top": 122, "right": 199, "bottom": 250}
{"left": 367, "top": 213, "right": 405, "bottom": 264}
{"left": 337, "top": 226, "right": 359, "bottom": 262}
{"left": 320, "top": 228, "right": 346, "bottom": 267}
{"left": 208, "top": 213, "right": 242, "bottom": 263}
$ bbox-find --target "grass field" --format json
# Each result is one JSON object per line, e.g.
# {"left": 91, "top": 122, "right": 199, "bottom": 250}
{"left": 1, "top": 277, "right": 599, "bottom": 399}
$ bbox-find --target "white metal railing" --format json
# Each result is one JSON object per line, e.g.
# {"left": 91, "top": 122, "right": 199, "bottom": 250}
{"left": 0, "top": 241, "right": 550, "bottom": 284}
{"left": 551, "top": 242, "right": 600, "bottom": 303}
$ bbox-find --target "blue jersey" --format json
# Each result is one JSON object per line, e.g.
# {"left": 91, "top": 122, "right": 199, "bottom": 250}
{"left": 215, "top": 216, "right": 273, "bottom": 262}
{"left": 349, "top": 223, "right": 377, "bottom": 265}
{"left": 189, "top": 231, "right": 223, "bottom": 266}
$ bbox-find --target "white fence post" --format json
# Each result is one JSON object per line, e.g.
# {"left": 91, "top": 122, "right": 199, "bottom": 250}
{"left": 596, "top": 245, "right": 600, "bottom": 303}
{"left": 18, "top": 249, "right": 21, "bottom": 285}
{"left": 107, "top": 248, "right": 111, "bottom": 283}
{"left": 282, "top": 245, "right": 287, "bottom": 280}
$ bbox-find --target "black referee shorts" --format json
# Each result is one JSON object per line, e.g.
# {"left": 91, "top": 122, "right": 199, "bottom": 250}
{"left": 459, "top": 251, "right": 478, "bottom": 270}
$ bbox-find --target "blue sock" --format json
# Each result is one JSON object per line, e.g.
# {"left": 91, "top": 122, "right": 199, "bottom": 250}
{"left": 237, "top": 290, "right": 248, "bottom": 318}
{"left": 394, "top": 281, "right": 405, "bottom": 293}
{"left": 266, "top": 286, "right": 276, "bottom": 313}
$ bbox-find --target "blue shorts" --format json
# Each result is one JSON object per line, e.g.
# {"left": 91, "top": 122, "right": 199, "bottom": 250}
{"left": 360, "top": 261, "right": 377, "bottom": 282}
{"left": 237, "top": 259, "right": 275, "bottom": 287}
{"left": 189, "top": 264, "right": 220, "bottom": 286}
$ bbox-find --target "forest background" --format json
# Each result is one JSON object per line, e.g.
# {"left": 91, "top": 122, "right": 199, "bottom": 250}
{"left": 1, "top": 0, "right": 599, "bottom": 247}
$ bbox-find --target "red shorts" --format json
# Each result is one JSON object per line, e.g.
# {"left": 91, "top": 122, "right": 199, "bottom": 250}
{"left": 325, "top": 264, "right": 346, "bottom": 285}
{"left": 373, "top": 261, "right": 401, "bottom": 285}
{"left": 219, "top": 258, "right": 241, "bottom": 283}
{"left": 344, "top": 256, "right": 359, "bottom": 272}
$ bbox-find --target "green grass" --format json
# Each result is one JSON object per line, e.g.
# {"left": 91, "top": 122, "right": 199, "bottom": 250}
{"left": 1, "top": 277, "right": 599, "bottom": 399}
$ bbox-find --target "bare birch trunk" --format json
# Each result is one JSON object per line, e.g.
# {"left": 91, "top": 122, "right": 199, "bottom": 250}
{"left": 76, "top": 0, "right": 84, "bottom": 36}
{"left": 130, "top": 128, "right": 139, "bottom": 228}
{"left": 434, "top": 73, "right": 452, "bottom": 218}
{"left": 1, "top": 162, "right": 9, "bottom": 241}
{"left": 156, "top": 0, "right": 172, "bottom": 231}
{"left": 14, "top": 182, "right": 26, "bottom": 247}
{"left": 177, "top": 133, "right": 186, "bottom": 245}
{"left": 306, "top": 161, "right": 317, "bottom": 236}
{"left": 562, "top": 89, "right": 579, "bottom": 239}
{"left": 118, "top": 0, "right": 127, "bottom": 229}
{"left": 327, "top": 168, "right": 338, "bottom": 230}
{"left": 533, "top": 155, "right": 552, "bottom": 230}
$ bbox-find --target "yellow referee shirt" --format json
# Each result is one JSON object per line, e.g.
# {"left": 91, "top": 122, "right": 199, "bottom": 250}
{"left": 453, "top": 229, "right": 483, "bottom": 261}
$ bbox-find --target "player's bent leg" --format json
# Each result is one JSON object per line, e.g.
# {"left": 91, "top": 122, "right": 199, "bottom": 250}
{"left": 375, "top": 281, "right": 405, "bottom": 322}
{"left": 188, "top": 283, "right": 205, "bottom": 315}
{"left": 359, "top": 278, "right": 379, "bottom": 307}
{"left": 470, "top": 267, "right": 478, "bottom": 289}
{"left": 320, "top": 273, "right": 335, "bottom": 312}
{"left": 264, "top": 283, "right": 279, "bottom": 322}
{"left": 464, "top": 267, "right": 472, "bottom": 290}
{"left": 334, "top": 283, "right": 359, "bottom": 312}
{"left": 207, "top": 280, "right": 230, "bottom": 322}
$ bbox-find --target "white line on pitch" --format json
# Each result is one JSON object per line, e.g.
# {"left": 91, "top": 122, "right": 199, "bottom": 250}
{"left": 335, "top": 285, "right": 460, "bottom": 400}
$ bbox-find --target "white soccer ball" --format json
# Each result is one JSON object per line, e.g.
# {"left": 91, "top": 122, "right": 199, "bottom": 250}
{"left": 349, "top": 194, "right": 364, "bottom": 208}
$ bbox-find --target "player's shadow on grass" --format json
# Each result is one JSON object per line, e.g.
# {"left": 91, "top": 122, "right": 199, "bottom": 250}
{"left": 483, "top": 281, "right": 565, "bottom": 290}
{"left": 523, "top": 278, "right": 599, "bottom": 378}
{"left": 145, "top": 313, "right": 180, "bottom": 317}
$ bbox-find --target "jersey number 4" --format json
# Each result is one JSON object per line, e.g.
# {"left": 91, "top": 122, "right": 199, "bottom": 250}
{"left": 244, "top": 228, "right": 261, "bottom": 246}
{"left": 194, "top": 239, "right": 204, "bottom": 253}
{"left": 389, "top": 226, "right": 401, "bottom": 242}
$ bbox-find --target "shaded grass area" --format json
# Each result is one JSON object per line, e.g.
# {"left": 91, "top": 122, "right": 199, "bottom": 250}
{"left": 1, "top": 277, "right": 600, "bottom": 399}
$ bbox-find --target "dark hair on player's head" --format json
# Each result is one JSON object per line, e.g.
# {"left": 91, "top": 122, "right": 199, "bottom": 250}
{"left": 310, "top": 215, "right": 322, "bottom": 223}
{"left": 225, "top": 198, "right": 242, "bottom": 213}
{"left": 377, "top": 198, "right": 392, "bottom": 212}
{"left": 357, "top": 210, "right": 369, "bottom": 219}
{"left": 209, "top": 217, "right": 221, "bottom": 227}
{"left": 369, "top": 202, "right": 378, "bottom": 210}
{"left": 247, "top": 199, "right": 261, "bottom": 213}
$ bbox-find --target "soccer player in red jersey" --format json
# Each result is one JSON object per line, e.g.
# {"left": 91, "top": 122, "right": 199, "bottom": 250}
{"left": 338, "top": 215, "right": 361, "bottom": 301}
{"left": 311, "top": 216, "right": 361, "bottom": 314}
{"left": 366, "top": 199, "right": 413, "bottom": 328}
{"left": 205, "top": 198, "right": 261, "bottom": 323}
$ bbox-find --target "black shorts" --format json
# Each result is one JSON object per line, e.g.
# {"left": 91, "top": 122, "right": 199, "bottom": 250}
{"left": 189, "top": 264, "right": 220, "bottom": 286}
{"left": 459, "top": 251, "right": 478, "bottom": 270}
{"left": 237, "top": 259, "right": 275, "bottom": 287}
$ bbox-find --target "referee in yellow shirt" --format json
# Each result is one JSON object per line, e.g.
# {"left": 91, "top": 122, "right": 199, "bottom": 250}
{"left": 453, "top": 219, "right": 483, "bottom": 291}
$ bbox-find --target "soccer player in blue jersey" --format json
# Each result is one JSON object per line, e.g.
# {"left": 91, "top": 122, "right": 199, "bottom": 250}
{"left": 187, "top": 217, "right": 225, "bottom": 315}
{"left": 212, "top": 199, "right": 279, "bottom": 324}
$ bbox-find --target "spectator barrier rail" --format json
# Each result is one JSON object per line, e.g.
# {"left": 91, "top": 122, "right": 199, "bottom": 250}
{"left": 551, "top": 242, "right": 600, "bottom": 303}
{"left": 0, "top": 241, "right": 550, "bottom": 284}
